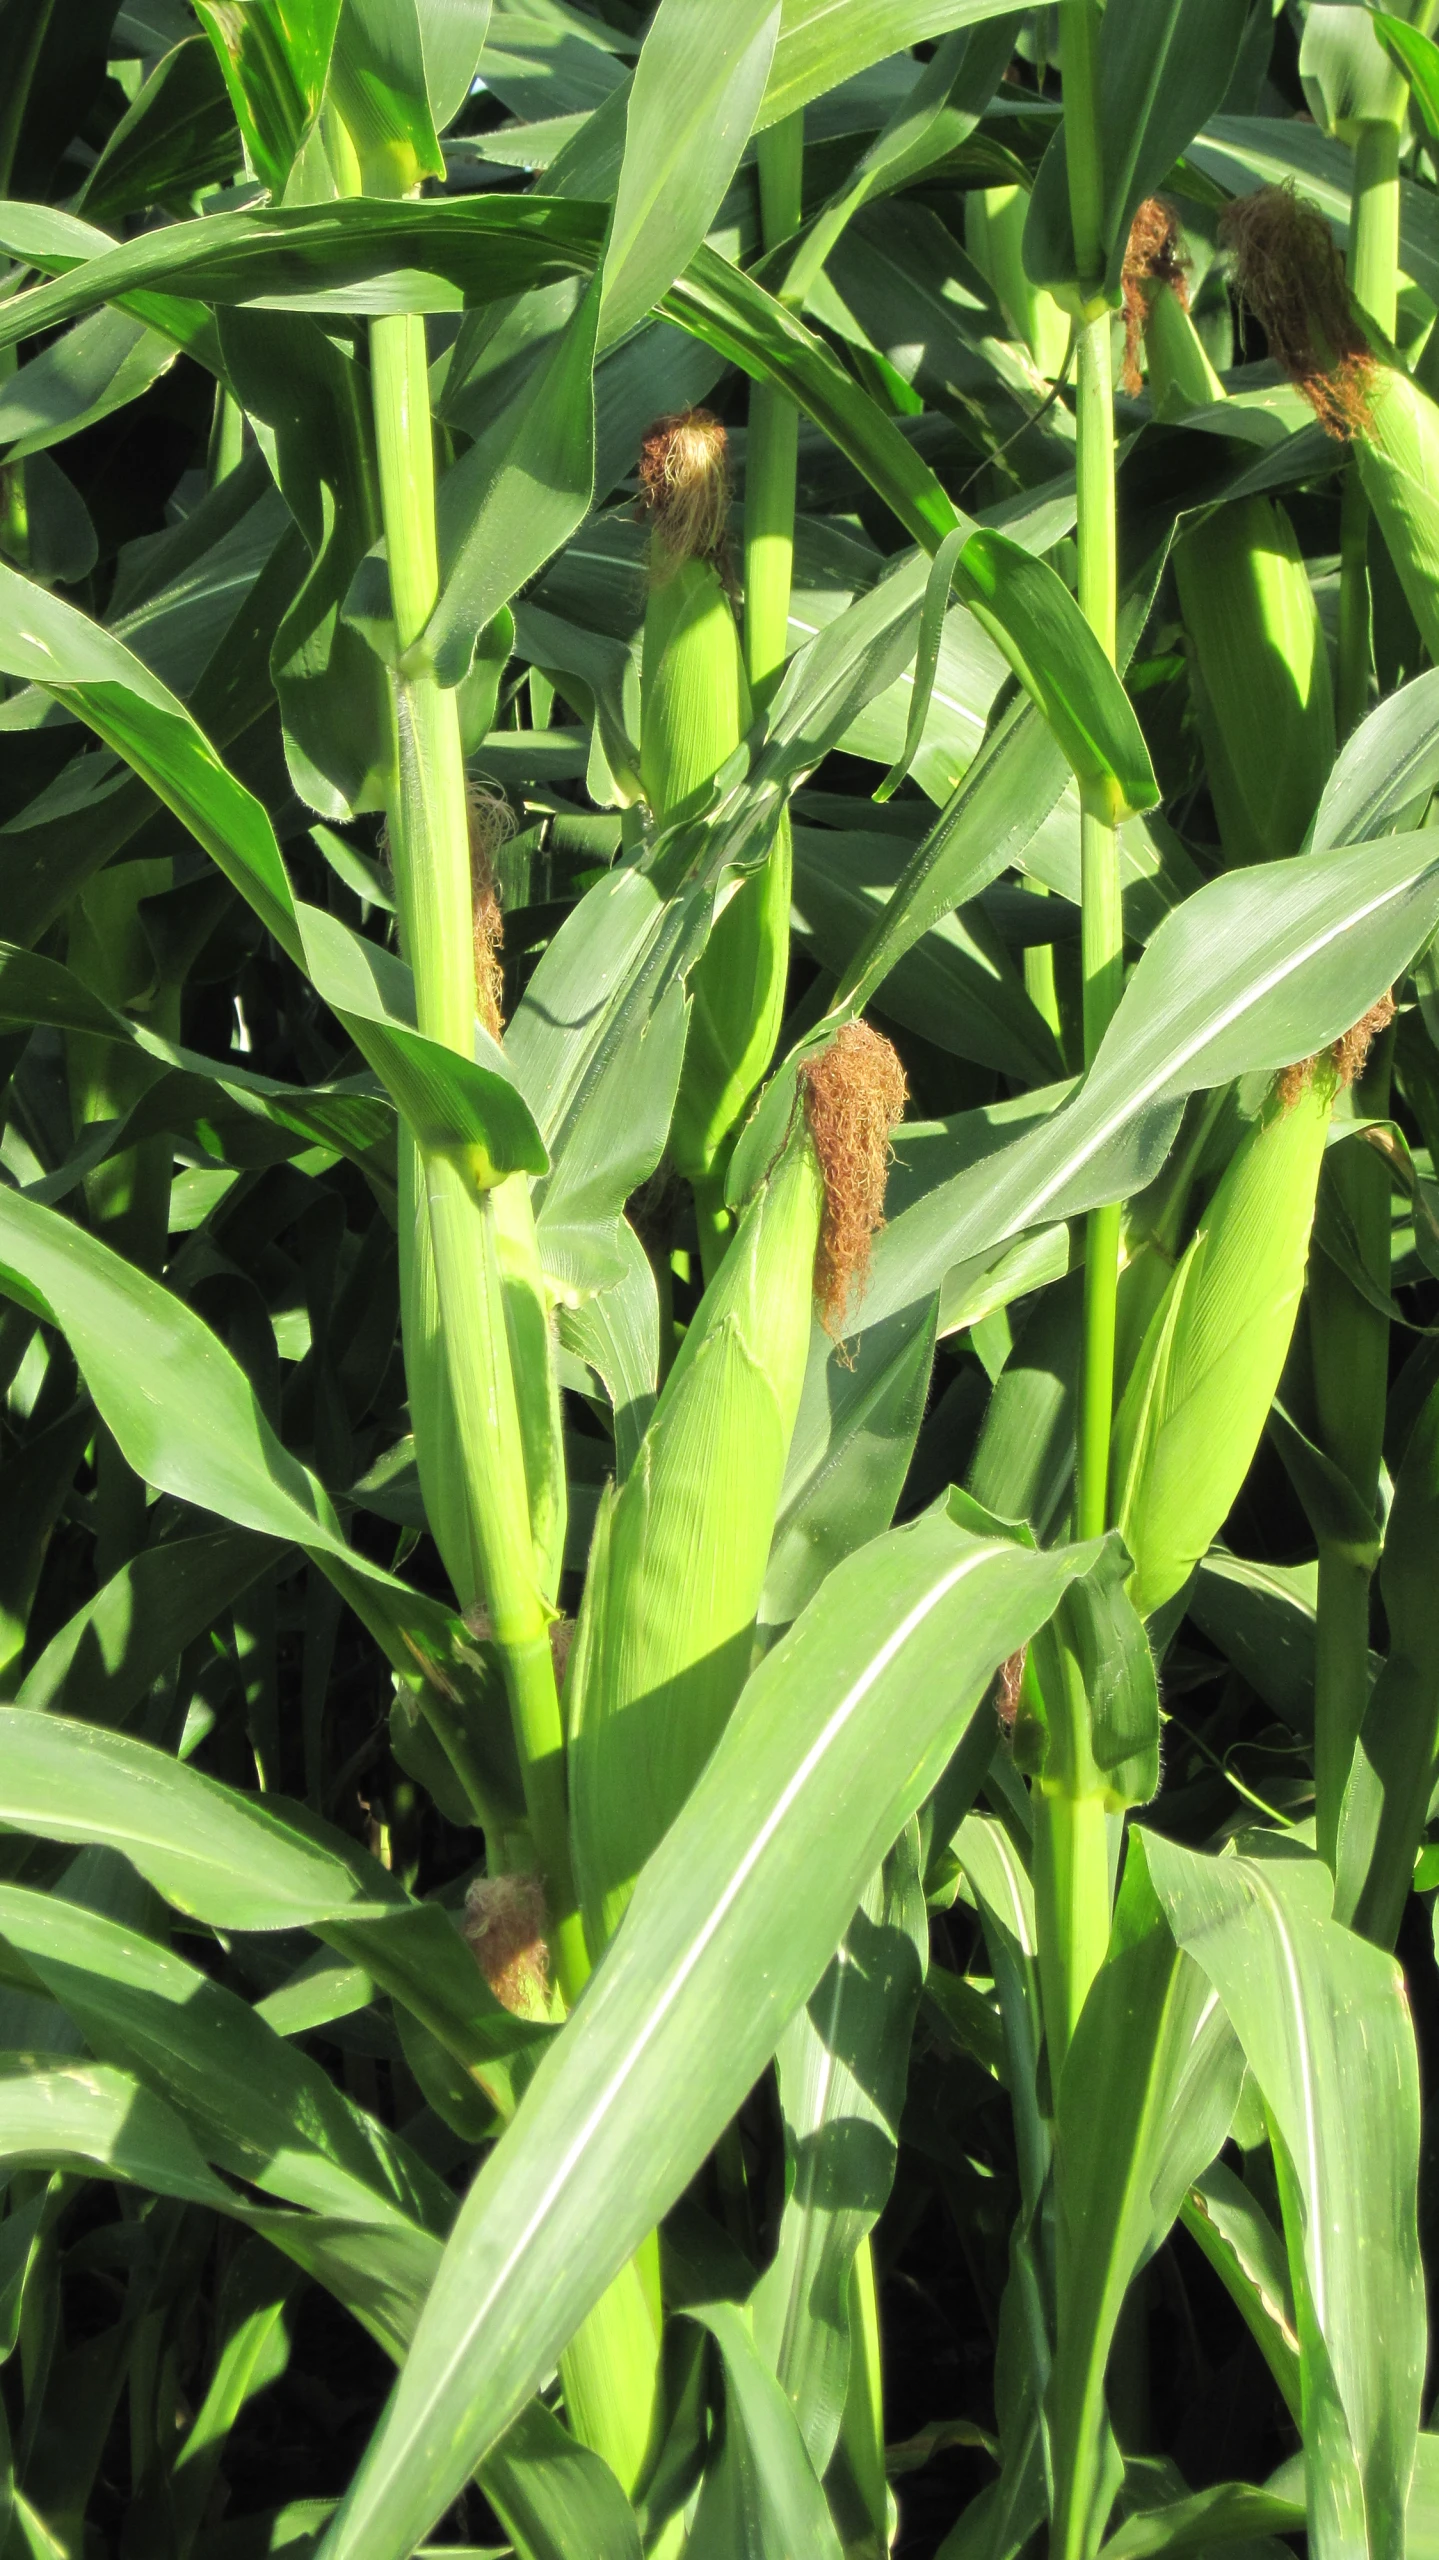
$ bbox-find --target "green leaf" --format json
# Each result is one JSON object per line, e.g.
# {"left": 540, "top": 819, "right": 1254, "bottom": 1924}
{"left": 0, "top": 1709, "right": 540, "bottom": 2111}
{"left": 325, "top": 0, "right": 446, "bottom": 195}
{"left": 1373, "top": 14, "right": 1439, "bottom": 143}
{"left": 1310, "top": 668, "right": 1439, "bottom": 852}
{"left": 0, "top": 197, "right": 606, "bottom": 354}
{"left": 664, "top": 249, "right": 960, "bottom": 552}
{"left": 314, "top": 1516, "right": 1101, "bottom": 2560}
{"left": 193, "top": 0, "right": 344, "bottom": 196}
{"left": 1179, "top": 2159, "right": 1301, "bottom": 2419}
{"left": 0, "top": 309, "right": 177, "bottom": 463}
{"left": 0, "top": 561, "right": 546, "bottom": 1182}
{"left": 1339, "top": 1363, "right": 1439, "bottom": 1945}
{"left": 1096, "top": 2480, "right": 1306, "bottom": 2560}
{"left": 856, "top": 833, "right": 1439, "bottom": 1335}
{"left": 481, "top": 2399, "right": 642, "bottom": 2560}
{"left": 762, "top": 1297, "right": 938, "bottom": 1632}
{"left": 416, "top": 0, "right": 497, "bottom": 136}
{"left": 219, "top": 306, "right": 391, "bottom": 818}
{"left": 426, "top": 273, "right": 600, "bottom": 686}
{"left": 750, "top": 1828, "right": 928, "bottom": 2475}
{"left": 78, "top": 36, "right": 241, "bottom": 223}
{"left": 949, "top": 531, "right": 1159, "bottom": 821}
{"left": 757, "top": 0, "right": 1021, "bottom": 131}
{"left": 685, "top": 2300, "right": 843, "bottom": 2560}
{"left": 16, "top": 1527, "right": 276, "bottom": 1726}
{"left": 1146, "top": 1836, "right": 1425, "bottom": 2560}
{"left": 1050, "top": 1837, "right": 1244, "bottom": 2560}
{"left": 0, "top": 1884, "right": 452, "bottom": 2235}
{"left": 599, "top": 0, "right": 779, "bottom": 352}
{"left": 1024, "top": 0, "right": 1251, "bottom": 301}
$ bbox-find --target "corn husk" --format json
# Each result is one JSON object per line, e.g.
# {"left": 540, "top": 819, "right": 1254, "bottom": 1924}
{"left": 1142, "top": 280, "right": 1225, "bottom": 414}
{"left": 671, "top": 810, "right": 792, "bottom": 1184}
{"left": 640, "top": 551, "right": 747, "bottom": 830}
{"left": 1357, "top": 361, "right": 1439, "bottom": 663}
{"left": 1174, "top": 495, "right": 1335, "bottom": 866}
{"left": 1113, "top": 1065, "right": 1335, "bottom": 1617}
{"left": 569, "top": 1120, "right": 824, "bottom": 1947}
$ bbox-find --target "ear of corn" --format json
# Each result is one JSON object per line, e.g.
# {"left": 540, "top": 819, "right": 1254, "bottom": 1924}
{"left": 569, "top": 1119, "right": 824, "bottom": 1950}
{"left": 1173, "top": 496, "right": 1336, "bottom": 865}
{"left": 966, "top": 184, "right": 1071, "bottom": 377}
{"left": 1113, "top": 1065, "right": 1335, "bottom": 1618}
{"left": 640, "top": 550, "right": 748, "bottom": 832}
{"left": 1356, "top": 362, "right": 1439, "bottom": 662}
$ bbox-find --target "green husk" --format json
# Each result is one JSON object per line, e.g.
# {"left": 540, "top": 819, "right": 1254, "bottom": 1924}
{"left": 1174, "top": 495, "right": 1336, "bottom": 866}
{"left": 570, "top": 1118, "right": 824, "bottom": 1950}
{"left": 1113, "top": 1063, "right": 1336, "bottom": 1618}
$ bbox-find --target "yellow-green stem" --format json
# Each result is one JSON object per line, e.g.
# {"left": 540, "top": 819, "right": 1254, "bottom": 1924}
{"left": 370, "top": 312, "right": 583, "bottom": 1998}
{"left": 1034, "top": 1786, "right": 1111, "bottom": 2076}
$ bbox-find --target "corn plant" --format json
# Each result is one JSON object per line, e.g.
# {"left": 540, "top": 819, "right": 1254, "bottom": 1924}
{"left": 7, "top": 1, "right": 1439, "bottom": 2555}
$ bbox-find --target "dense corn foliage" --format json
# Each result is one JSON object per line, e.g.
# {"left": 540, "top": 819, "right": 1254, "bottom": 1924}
{"left": 9, "top": 5, "right": 1439, "bottom": 2559}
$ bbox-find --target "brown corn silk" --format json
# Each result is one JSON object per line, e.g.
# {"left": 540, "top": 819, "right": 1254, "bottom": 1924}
{"left": 463, "top": 1873, "right": 551, "bottom": 2019}
{"left": 800, "top": 1019, "right": 908, "bottom": 1338}
{"left": 1219, "top": 183, "right": 1373, "bottom": 439}
{"left": 1121, "top": 198, "right": 1191, "bottom": 394}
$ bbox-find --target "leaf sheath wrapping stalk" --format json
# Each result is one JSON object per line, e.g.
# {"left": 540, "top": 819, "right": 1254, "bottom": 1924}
{"left": 1113, "top": 1069, "right": 1334, "bottom": 1616}
{"left": 570, "top": 1123, "right": 823, "bottom": 1949}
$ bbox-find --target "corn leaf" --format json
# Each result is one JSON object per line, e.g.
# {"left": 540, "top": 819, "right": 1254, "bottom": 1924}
{"left": 1146, "top": 1836, "right": 1425, "bottom": 2560}
{"left": 192, "top": 0, "right": 344, "bottom": 194}
{"left": 313, "top": 1517, "right": 1102, "bottom": 2560}
{"left": 1024, "top": 0, "right": 1252, "bottom": 299}
{"left": 757, "top": 0, "right": 1021, "bottom": 130}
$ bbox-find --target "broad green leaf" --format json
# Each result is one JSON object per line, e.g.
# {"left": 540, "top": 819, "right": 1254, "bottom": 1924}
{"left": 1180, "top": 2159, "right": 1301, "bottom": 2418}
{"left": 1146, "top": 1837, "right": 1424, "bottom": 2560}
{"left": 599, "top": 0, "right": 779, "bottom": 352}
{"left": 685, "top": 2300, "right": 843, "bottom": 2560}
{"left": 762, "top": 1297, "right": 938, "bottom": 1632}
{"left": 314, "top": 1516, "right": 1102, "bottom": 2560}
{"left": 1096, "top": 2480, "right": 1305, "bottom": 2560}
{"left": 664, "top": 249, "right": 961, "bottom": 552}
{"left": 0, "top": 1885, "right": 451, "bottom": 2234}
{"left": 1050, "top": 1837, "right": 1244, "bottom": 2560}
{"left": 1374, "top": 13, "right": 1439, "bottom": 142}
{"left": 1339, "top": 1363, "right": 1439, "bottom": 1945}
{"left": 169, "top": 2246, "right": 296, "bottom": 2548}
{"left": 757, "top": 0, "right": 1021, "bottom": 130}
{"left": 426, "top": 273, "right": 600, "bottom": 686}
{"left": 78, "top": 36, "right": 241, "bottom": 223}
{"left": 416, "top": 0, "right": 497, "bottom": 136}
{"left": 950, "top": 531, "right": 1159, "bottom": 821}
{"left": 1309, "top": 668, "right": 1439, "bottom": 851}
{"left": 855, "top": 833, "right": 1439, "bottom": 1334}
{"left": 0, "top": 1708, "right": 540, "bottom": 2109}
{"left": 1024, "top": 0, "right": 1251, "bottom": 301}
{"left": 0, "top": 309, "right": 177, "bottom": 462}
{"left": 0, "top": 561, "right": 547, "bottom": 1181}
{"left": 482, "top": 2399, "right": 643, "bottom": 2560}
{"left": 0, "top": 197, "right": 606, "bottom": 355}
{"left": 751, "top": 1829, "right": 927, "bottom": 2476}
{"left": 1303, "top": 4, "right": 1411, "bottom": 136}
{"left": 219, "top": 306, "right": 391, "bottom": 817}
{"left": 193, "top": 0, "right": 344, "bottom": 195}
{"left": 325, "top": 0, "right": 446, "bottom": 195}
{"left": 16, "top": 1527, "right": 276, "bottom": 1726}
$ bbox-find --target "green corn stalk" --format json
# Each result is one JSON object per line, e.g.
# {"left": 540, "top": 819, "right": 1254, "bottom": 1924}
{"left": 570, "top": 1113, "right": 824, "bottom": 1951}
{"left": 1113, "top": 1065, "right": 1336, "bottom": 1621}
{"left": 967, "top": 182, "right": 1071, "bottom": 376}
{"left": 1173, "top": 496, "right": 1336, "bottom": 866}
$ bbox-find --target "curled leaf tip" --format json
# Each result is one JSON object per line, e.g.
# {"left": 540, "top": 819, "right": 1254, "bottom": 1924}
{"left": 800, "top": 1019, "right": 907, "bottom": 1345}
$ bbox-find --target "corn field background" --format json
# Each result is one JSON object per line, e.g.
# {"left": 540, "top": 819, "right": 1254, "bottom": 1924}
{"left": 11, "top": 0, "right": 1439, "bottom": 2553}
